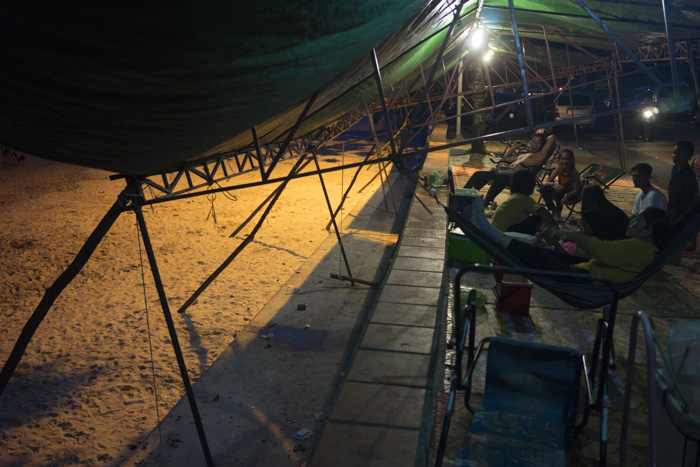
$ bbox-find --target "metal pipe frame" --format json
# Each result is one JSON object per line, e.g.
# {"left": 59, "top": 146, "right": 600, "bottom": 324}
{"left": 312, "top": 152, "right": 354, "bottom": 285}
{"left": 662, "top": 0, "right": 680, "bottom": 92}
{"left": 509, "top": 0, "right": 534, "bottom": 127}
{"left": 620, "top": 311, "right": 658, "bottom": 467}
{"left": 264, "top": 89, "right": 319, "bottom": 179}
{"left": 132, "top": 201, "right": 214, "bottom": 467}
{"left": 572, "top": 0, "right": 666, "bottom": 90}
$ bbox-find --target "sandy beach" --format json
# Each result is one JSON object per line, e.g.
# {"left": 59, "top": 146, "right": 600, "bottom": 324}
{"left": 0, "top": 147, "right": 396, "bottom": 466}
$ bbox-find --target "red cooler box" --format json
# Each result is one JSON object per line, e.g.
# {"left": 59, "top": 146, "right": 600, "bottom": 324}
{"left": 493, "top": 273, "right": 533, "bottom": 316}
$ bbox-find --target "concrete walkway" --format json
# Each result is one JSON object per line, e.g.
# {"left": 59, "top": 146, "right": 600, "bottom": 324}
{"left": 311, "top": 131, "right": 451, "bottom": 466}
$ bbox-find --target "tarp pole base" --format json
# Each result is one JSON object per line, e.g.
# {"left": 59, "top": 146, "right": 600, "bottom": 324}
{"left": 312, "top": 153, "right": 354, "bottom": 285}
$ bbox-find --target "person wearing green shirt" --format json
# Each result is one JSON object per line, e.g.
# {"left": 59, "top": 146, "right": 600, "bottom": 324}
{"left": 492, "top": 170, "right": 557, "bottom": 235}
{"left": 462, "top": 196, "right": 669, "bottom": 283}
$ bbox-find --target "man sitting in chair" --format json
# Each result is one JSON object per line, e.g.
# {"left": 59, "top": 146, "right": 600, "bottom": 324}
{"left": 463, "top": 133, "right": 555, "bottom": 208}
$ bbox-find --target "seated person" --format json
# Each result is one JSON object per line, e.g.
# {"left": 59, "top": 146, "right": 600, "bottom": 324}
{"left": 492, "top": 170, "right": 558, "bottom": 236}
{"left": 539, "top": 148, "right": 581, "bottom": 221}
{"left": 631, "top": 162, "right": 667, "bottom": 218}
{"left": 463, "top": 196, "right": 669, "bottom": 283}
{"left": 579, "top": 185, "right": 629, "bottom": 240}
{"left": 463, "top": 133, "right": 555, "bottom": 208}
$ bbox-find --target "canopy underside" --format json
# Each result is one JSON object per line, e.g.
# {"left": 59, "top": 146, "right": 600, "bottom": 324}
{"left": 1, "top": 0, "right": 698, "bottom": 176}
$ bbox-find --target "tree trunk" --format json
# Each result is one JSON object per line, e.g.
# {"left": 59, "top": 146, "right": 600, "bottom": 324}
{"left": 467, "top": 58, "right": 487, "bottom": 154}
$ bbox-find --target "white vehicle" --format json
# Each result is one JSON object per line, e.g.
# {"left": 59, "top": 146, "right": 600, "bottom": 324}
{"left": 553, "top": 93, "right": 596, "bottom": 127}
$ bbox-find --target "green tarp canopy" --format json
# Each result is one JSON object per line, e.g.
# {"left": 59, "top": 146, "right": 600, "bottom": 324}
{"left": 1, "top": 0, "right": 699, "bottom": 175}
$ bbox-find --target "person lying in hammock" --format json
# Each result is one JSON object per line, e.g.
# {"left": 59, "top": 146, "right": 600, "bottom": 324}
{"left": 463, "top": 196, "right": 670, "bottom": 283}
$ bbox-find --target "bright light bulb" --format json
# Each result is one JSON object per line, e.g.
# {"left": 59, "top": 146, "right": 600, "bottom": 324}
{"left": 470, "top": 27, "right": 486, "bottom": 50}
{"left": 483, "top": 50, "right": 494, "bottom": 62}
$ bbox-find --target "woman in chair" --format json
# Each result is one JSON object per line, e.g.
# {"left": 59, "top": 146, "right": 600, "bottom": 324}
{"left": 464, "top": 197, "right": 669, "bottom": 283}
{"left": 539, "top": 148, "right": 581, "bottom": 222}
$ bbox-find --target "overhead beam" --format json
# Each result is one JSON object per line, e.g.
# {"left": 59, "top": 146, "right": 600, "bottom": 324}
{"left": 572, "top": 0, "right": 666, "bottom": 90}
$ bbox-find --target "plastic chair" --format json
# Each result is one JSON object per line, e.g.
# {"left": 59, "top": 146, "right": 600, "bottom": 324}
{"left": 531, "top": 143, "right": 560, "bottom": 185}
{"left": 489, "top": 128, "right": 551, "bottom": 158}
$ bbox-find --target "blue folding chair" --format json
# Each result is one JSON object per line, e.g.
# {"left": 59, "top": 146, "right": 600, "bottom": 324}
{"left": 436, "top": 264, "right": 612, "bottom": 467}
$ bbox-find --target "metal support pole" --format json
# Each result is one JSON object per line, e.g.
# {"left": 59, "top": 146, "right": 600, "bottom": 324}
{"left": 0, "top": 181, "right": 136, "bottom": 397}
{"left": 620, "top": 312, "right": 658, "bottom": 466}
{"left": 324, "top": 142, "right": 381, "bottom": 229}
{"left": 573, "top": 0, "right": 665, "bottom": 90}
{"left": 662, "top": 0, "right": 679, "bottom": 92}
{"left": 177, "top": 153, "right": 310, "bottom": 314}
{"left": 456, "top": 59, "right": 463, "bottom": 138}
{"left": 251, "top": 126, "right": 267, "bottom": 181}
{"left": 399, "top": 0, "right": 467, "bottom": 155}
{"left": 142, "top": 157, "right": 389, "bottom": 208}
{"left": 230, "top": 158, "right": 314, "bottom": 238}
{"left": 508, "top": 0, "right": 534, "bottom": 127}
{"left": 608, "top": 71, "right": 622, "bottom": 159}
{"left": 371, "top": 48, "right": 398, "bottom": 156}
{"left": 366, "top": 105, "right": 395, "bottom": 213}
{"left": 312, "top": 153, "right": 354, "bottom": 285}
{"left": 614, "top": 45, "right": 627, "bottom": 170}
{"left": 689, "top": 42, "right": 700, "bottom": 112}
{"left": 543, "top": 27, "right": 557, "bottom": 90}
{"left": 265, "top": 90, "right": 319, "bottom": 179}
{"left": 133, "top": 204, "right": 214, "bottom": 467}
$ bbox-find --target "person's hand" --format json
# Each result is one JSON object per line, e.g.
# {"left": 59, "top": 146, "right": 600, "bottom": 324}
{"left": 538, "top": 222, "right": 561, "bottom": 241}
{"left": 553, "top": 183, "right": 564, "bottom": 192}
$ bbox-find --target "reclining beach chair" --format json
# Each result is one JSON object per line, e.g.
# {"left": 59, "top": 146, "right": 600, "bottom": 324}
{"left": 444, "top": 197, "right": 700, "bottom": 310}
{"left": 561, "top": 163, "right": 626, "bottom": 221}
{"left": 489, "top": 128, "right": 551, "bottom": 158}
{"left": 531, "top": 142, "right": 560, "bottom": 187}
{"left": 622, "top": 311, "right": 700, "bottom": 467}
{"left": 436, "top": 265, "right": 608, "bottom": 467}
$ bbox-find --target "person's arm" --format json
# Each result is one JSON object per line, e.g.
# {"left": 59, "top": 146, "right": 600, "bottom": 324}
{"left": 534, "top": 206, "right": 557, "bottom": 227}
{"left": 540, "top": 134, "right": 556, "bottom": 156}
{"left": 502, "top": 140, "right": 524, "bottom": 163}
{"left": 562, "top": 170, "right": 582, "bottom": 203}
{"left": 520, "top": 134, "right": 556, "bottom": 170}
{"left": 559, "top": 230, "right": 592, "bottom": 253}
{"left": 544, "top": 167, "right": 558, "bottom": 185}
